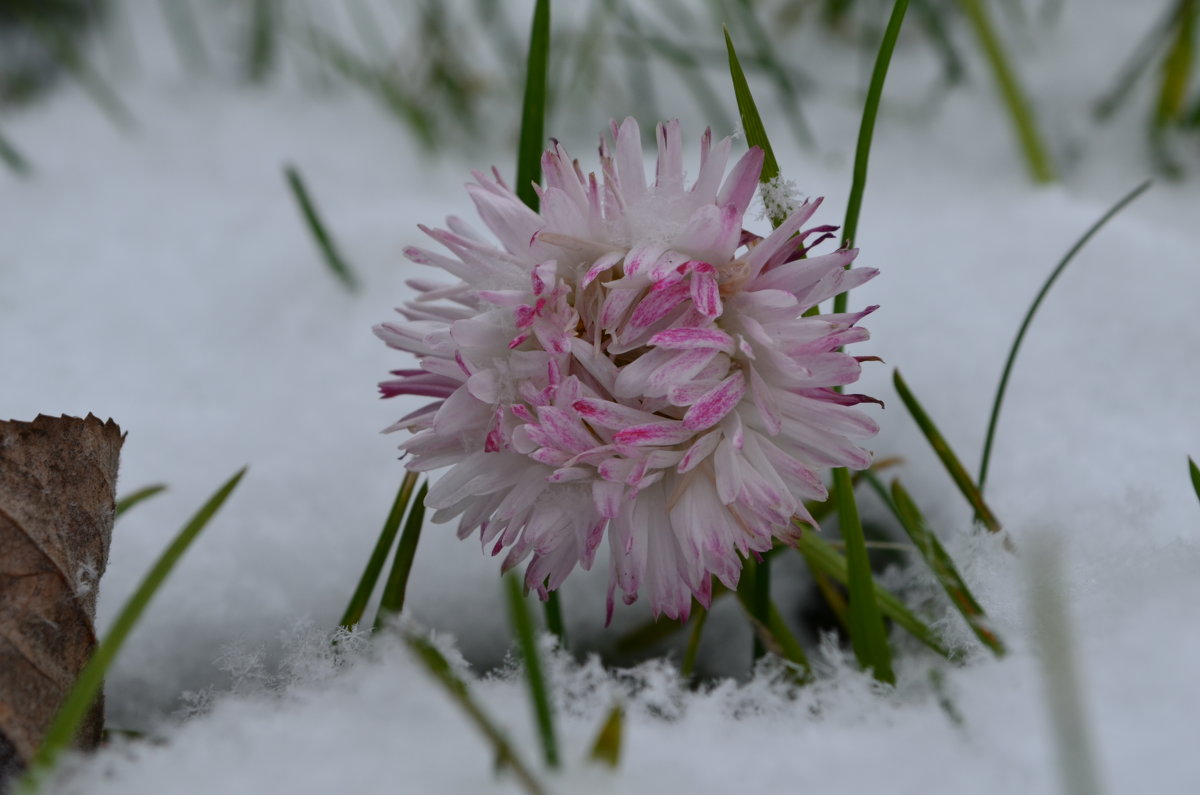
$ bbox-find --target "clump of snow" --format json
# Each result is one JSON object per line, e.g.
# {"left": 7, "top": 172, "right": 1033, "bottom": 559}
{"left": 2, "top": 0, "right": 1199, "bottom": 792}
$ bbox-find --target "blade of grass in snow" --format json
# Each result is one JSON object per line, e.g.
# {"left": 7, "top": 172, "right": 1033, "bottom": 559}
{"left": 833, "top": 466, "right": 895, "bottom": 683}
{"left": 18, "top": 467, "right": 247, "bottom": 794}
{"left": 893, "top": 369, "right": 1003, "bottom": 534}
{"left": 543, "top": 590, "right": 565, "bottom": 646}
{"left": 729, "top": 0, "right": 814, "bottom": 147}
{"left": 1189, "top": 457, "right": 1200, "bottom": 504}
{"left": 340, "top": 471, "right": 419, "bottom": 629}
{"left": 1028, "top": 536, "right": 1103, "bottom": 795}
{"left": 403, "top": 632, "right": 546, "bottom": 795}
{"left": 245, "top": 0, "right": 279, "bottom": 83}
{"left": 977, "top": 180, "right": 1152, "bottom": 492}
{"left": 795, "top": 522, "right": 954, "bottom": 659}
{"left": 0, "top": 128, "right": 32, "bottom": 177}
{"left": 374, "top": 481, "right": 428, "bottom": 628}
{"left": 748, "top": 555, "right": 771, "bottom": 660}
{"left": 505, "top": 574, "right": 560, "bottom": 770}
{"left": 1094, "top": 2, "right": 1181, "bottom": 120}
{"left": 114, "top": 483, "right": 168, "bottom": 519}
{"left": 588, "top": 704, "right": 624, "bottom": 768}
{"left": 724, "top": 28, "right": 780, "bottom": 187}
{"left": 284, "top": 163, "right": 359, "bottom": 292}
{"left": 837, "top": 0, "right": 908, "bottom": 317}
{"left": 873, "top": 475, "right": 1006, "bottom": 656}
{"left": 953, "top": 0, "right": 1055, "bottom": 182}
{"left": 733, "top": 568, "right": 811, "bottom": 675}
{"left": 516, "top": 0, "right": 550, "bottom": 211}
{"left": 679, "top": 607, "right": 709, "bottom": 678}
{"left": 1155, "top": 0, "right": 1197, "bottom": 125}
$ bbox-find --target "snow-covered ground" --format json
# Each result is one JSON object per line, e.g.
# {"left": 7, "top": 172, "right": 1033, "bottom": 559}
{"left": 3, "top": 1, "right": 1198, "bottom": 792}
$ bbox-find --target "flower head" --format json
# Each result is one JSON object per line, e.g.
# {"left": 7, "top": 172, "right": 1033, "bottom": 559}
{"left": 376, "top": 119, "right": 880, "bottom": 622}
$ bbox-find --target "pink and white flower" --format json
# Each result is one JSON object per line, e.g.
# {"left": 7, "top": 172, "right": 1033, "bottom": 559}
{"left": 376, "top": 118, "right": 881, "bottom": 622}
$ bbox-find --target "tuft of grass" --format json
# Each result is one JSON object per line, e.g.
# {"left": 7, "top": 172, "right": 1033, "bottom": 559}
{"left": 505, "top": 574, "right": 560, "bottom": 770}
{"left": 114, "top": 483, "right": 168, "bottom": 519}
{"left": 977, "top": 180, "right": 1152, "bottom": 493}
{"left": 516, "top": 0, "right": 551, "bottom": 212}
{"left": 893, "top": 369, "right": 1003, "bottom": 535}
{"left": 18, "top": 467, "right": 247, "bottom": 793}
{"left": 283, "top": 163, "right": 359, "bottom": 293}
{"left": 588, "top": 704, "right": 624, "bottom": 768}
{"left": 374, "top": 481, "right": 429, "bottom": 628}
{"left": 404, "top": 631, "right": 547, "bottom": 795}
{"left": 340, "top": 471, "right": 419, "bottom": 629}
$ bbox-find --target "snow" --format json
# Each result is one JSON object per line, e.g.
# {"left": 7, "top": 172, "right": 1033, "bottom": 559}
{"left": 2, "top": 1, "right": 1198, "bottom": 792}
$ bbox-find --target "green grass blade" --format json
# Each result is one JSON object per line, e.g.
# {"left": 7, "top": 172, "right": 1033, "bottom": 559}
{"left": 724, "top": 26, "right": 781, "bottom": 187}
{"left": 505, "top": 574, "right": 560, "bottom": 770}
{"left": 340, "top": 471, "right": 418, "bottom": 629}
{"left": 730, "top": 0, "right": 814, "bottom": 147}
{"left": 516, "top": 0, "right": 550, "bottom": 211}
{"left": 114, "top": 484, "right": 168, "bottom": 519}
{"left": 588, "top": 704, "right": 624, "bottom": 768}
{"left": 542, "top": 590, "right": 565, "bottom": 647}
{"left": 284, "top": 164, "right": 359, "bottom": 292}
{"left": 403, "top": 632, "right": 547, "bottom": 795}
{"left": 245, "top": 0, "right": 279, "bottom": 83}
{"left": 19, "top": 467, "right": 247, "bottom": 792}
{"left": 893, "top": 369, "right": 1002, "bottom": 534}
{"left": 733, "top": 570, "right": 811, "bottom": 675}
{"left": 953, "top": 0, "right": 1055, "bottom": 183}
{"left": 1189, "top": 457, "right": 1200, "bottom": 504}
{"left": 374, "top": 481, "right": 428, "bottom": 627}
{"left": 795, "top": 522, "right": 953, "bottom": 659}
{"left": 0, "top": 128, "right": 32, "bottom": 177}
{"left": 978, "top": 180, "right": 1152, "bottom": 492}
{"left": 679, "top": 606, "right": 709, "bottom": 678}
{"left": 833, "top": 467, "right": 894, "bottom": 683}
{"left": 1093, "top": 3, "right": 1180, "bottom": 120}
{"left": 837, "top": 0, "right": 908, "bottom": 316}
{"left": 886, "top": 478, "right": 1006, "bottom": 656}
{"left": 1155, "top": 0, "right": 1197, "bottom": 125}
{"left": 747, "top": 555, "right": 771, "bottom": 660}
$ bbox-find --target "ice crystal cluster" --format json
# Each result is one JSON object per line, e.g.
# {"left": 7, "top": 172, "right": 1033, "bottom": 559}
{"left": 376, "top": 119, "right": 880, "bottom": 620}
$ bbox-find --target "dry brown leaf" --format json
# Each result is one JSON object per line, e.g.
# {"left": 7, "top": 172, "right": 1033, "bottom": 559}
{"left": 0, "top": 414, "right": 123, "bottom": 776}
